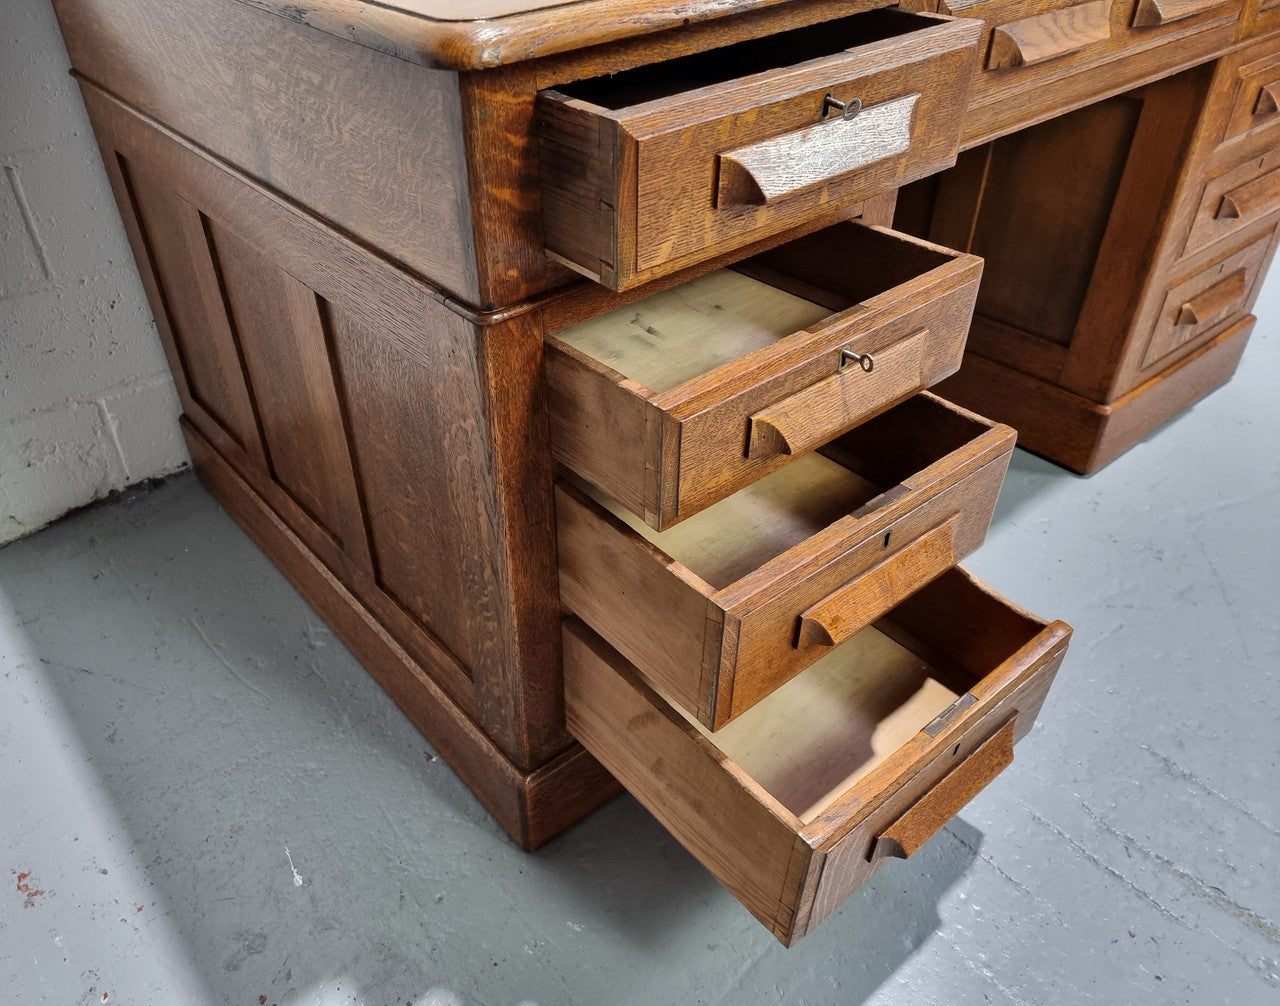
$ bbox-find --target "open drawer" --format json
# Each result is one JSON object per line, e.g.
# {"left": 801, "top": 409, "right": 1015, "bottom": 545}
{"left": 563, "top": 568, "right": 1071, "bottom": 945}
{"left": 556, "top": 392, "right": 1015, "bottom": 729}
{"left": 536, "top": 8, "right": 982, "bottom": 290}
{"left": 547, "top": 222, "right": 983, "bottom": 530}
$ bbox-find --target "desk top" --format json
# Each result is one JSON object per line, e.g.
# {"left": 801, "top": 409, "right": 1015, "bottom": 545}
{"left": 234, "top": 0, "right": 813, "bottom": 70}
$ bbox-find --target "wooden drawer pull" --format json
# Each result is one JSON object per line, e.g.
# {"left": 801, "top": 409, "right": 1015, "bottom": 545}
{"left": 1215, "top": 166, "right": 1280, "bottom": 222}
{"left": 748, "top": 329, "right": 929, "bottom": 460}
{"left": 1176, "top": 269, "right": 1247, "bottom": 326}
{"left": 796, "top": 514, "right": 958, "bottom": 649}
{"left": 1131, "top": 0, "right": 1223, "bottom": 26}
{"left": 1254, "top": 81, "right": 1280, "bottom": 119}
{"left": 987, "top": 1, "right": 1110, "bottom": 70}
{"left": 717, "top": 93, "right": 920, "bottom": 207}
{"left": 869, "top": 717, "right": 1017, "bottom": 862}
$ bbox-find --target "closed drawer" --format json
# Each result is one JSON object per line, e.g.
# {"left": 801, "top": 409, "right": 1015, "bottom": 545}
{"left": 950, "top": 0, "right": 1114, "bottom": 74}
{"left": 546, "top": 222, "right": 982, "bottom": 530}
{"left": 1126, "top": 0, "right": 1240, "bottom": 28}
{"left": 563, "top": 569, "right": 1072, "bottom": 945}
{"left": 1144, "top": 224, "right": 1277, "bottom": 369}
{"left": 556, "top": 392, "right": 1015, "bottom": 730}
{"left": 1250, "top": 0, "right": 1280, "bottom": 37}
{"left": 1184, "top": 148, "right": 1280, "bottom": 256}
{"left": 1222, "top": 51, "right": 1280, "bottom": 146}
{"left": 924, "top": 0, "right": 1240, "bottom": 127}
{"left": 536, "top": 9, "right": 981, "bottom": 290}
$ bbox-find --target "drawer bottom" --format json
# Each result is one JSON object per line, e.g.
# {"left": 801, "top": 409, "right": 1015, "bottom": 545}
{"left": 564, "top": 567, "right": 1070, "bottom": 945}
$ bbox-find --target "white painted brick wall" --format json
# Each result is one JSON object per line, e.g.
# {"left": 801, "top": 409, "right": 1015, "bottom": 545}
{"left": 1, "top": 0, "right": 189, "bottom": 544}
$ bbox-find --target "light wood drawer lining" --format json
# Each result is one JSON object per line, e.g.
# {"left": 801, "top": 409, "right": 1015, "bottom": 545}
{"left": 563, "top": 568, "right": 1072, "bottom": 945}
{"left": 556, "top": 392, "right": 1016, "bottom": 730}
{"left": 546, "top": 222, "right": 983, "bottom": 530}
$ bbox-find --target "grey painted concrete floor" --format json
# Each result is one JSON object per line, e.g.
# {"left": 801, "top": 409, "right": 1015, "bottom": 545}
{"left": 3, "top": 303, "right": 1278, "bottom": 1006}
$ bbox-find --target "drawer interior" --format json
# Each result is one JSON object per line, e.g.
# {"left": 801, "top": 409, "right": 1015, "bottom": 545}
{"left": 584, "top": 452, "right": 881, "bottom": 589}
{"left": 563, "top": 567, "right": 1071, "bottom": 944}
{"left": 553, "top": 8, "right": 932, "bottom": 111}
{"left": 576, "top": 393, "right": 995, "bottom": 591}
{"left": 680, "top": 622, "right": 962, "bottom": 822}
{"left": 557, "top": 391, "right": 1014, "bottom": 730}
{"left": 552, "top": 225, "right": 959, "bottom": 396}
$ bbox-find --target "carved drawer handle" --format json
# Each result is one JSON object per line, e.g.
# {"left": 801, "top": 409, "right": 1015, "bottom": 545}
{"left": 795, "top": 514, "right": 958, "bottom": 649}
{"left": 1176, "top": 269, "right": 1247, "bottom": 326}
{"left": 1254, "top": 81, "right": 1280, "bottom": 119}
{"left": 716, "top": 93, "right": 920, "bottom": 207}
{"left": 869, "top": 717, "right": 1017, "bottom": 862}
{"left": 748, "top": 329, "right": 928, "bottom": 460}
{"left": 1131, "top": 0, "right": 1224, "bottom": 27}
{"left": 987, "top": 1, "right": 1110, "bottom": 70}
{"left": 1215, "top": 166, "right": 1280, "bottom": 222}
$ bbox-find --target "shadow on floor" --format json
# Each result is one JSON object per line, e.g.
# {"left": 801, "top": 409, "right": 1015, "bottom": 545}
{"left": 3, "top": 474, "right": 981, "bottom": 1005}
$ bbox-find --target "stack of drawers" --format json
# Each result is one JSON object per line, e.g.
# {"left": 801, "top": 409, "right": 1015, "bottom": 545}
{"left": 533, "top": 10, "right": 1073, "bottom": 944}
{"left": 1145, "top": 38, "right": 1280, "bottom": 373}
{"left": 1082, "top": 33, "right": 1280, "bottom": 410}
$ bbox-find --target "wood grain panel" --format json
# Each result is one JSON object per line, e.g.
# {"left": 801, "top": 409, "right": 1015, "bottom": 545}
{"left": 125, "top": 169, "right": 264, "bottom": 466}
{"left": 1063, "top": 65, "right": 1220, "bottom": 399}
{"left": 82, "top": 79, "right": 572, "bottom": 767}
{"left": 471, "top": 312, "right": 573, "bottom": 769}
{"left": 208, "top": 222, "right": 372, "bottom": 567}
{"left": 458, "top": 64, "right": 578, "bottom": 307}
{"left": 52, "top": 0, "right": 478, "bottom": 297}
{"left": 325, "top": 304, "right": 495, "bottom": 676}
{"left": 932, "top": 97, "right": 1142, "bottom": 353}
{"left": 186, "top": 418, "right": 617, "bottom": 851}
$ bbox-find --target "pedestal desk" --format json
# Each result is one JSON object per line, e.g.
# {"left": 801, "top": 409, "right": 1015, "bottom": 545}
{"left": 50, "top": 0, "right": 1277, "bottom": 944}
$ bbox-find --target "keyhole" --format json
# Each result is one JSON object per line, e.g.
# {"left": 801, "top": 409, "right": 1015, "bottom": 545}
{"left": 882, "top": 530, "right": 892, "bottom": 550}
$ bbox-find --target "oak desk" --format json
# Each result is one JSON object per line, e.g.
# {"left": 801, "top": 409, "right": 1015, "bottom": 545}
{"left": 50, "top": 0, "right": 1275, "bottom": 943}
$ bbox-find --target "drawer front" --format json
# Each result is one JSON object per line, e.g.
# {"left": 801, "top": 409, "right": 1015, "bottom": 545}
{"left": 546, "top": 222, "right": 982, "bottom": 530}
{"left": 556, "top": 393, "right": 1016, "bottom": 730}
{"left": 562, "top": 569, "right": 1072, "bottom": 945}
{"left": 537, "top": 10, "right": 982, "bottom": 290}
{"left": 1184, "top": 145, "right": 1280, "bottom": 256}
{"left": 1223, "top": 51, "right": 1280, "bottom": 145}
{"left": 1143, "top": 224, "right": 1278, "bottom": 369}
{"left": 948, "top": 0, "right": 1242, "bottom": 75}
{"left": 912, "top": 0, "right": 1242, "bottom": 144}
{"left": 972, "top": 0, "right": 1115, "bottom": 72}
